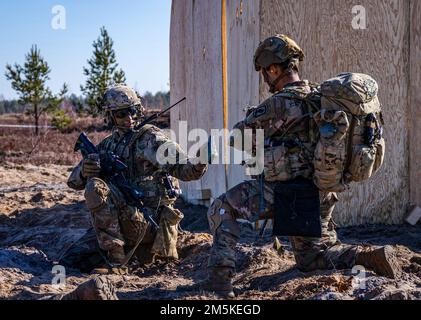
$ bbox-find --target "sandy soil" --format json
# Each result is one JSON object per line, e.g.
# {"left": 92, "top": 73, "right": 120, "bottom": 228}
{"left": 0, "top": 162, "right": 420, "bottom": 300}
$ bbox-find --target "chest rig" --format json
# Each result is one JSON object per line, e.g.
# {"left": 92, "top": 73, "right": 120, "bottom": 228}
{"left": 99, "top": 125, "right": 178, "bottom": 207}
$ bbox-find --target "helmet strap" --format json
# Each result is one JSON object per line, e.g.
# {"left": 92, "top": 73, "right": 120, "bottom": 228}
{"left": 264, "top": 68, "right": 290, "bottom": 94}
{"left": 104, "top": 111, "right": 116, "bottom": 127}
{"left": 110, "top": 112, "right": 135, "bottom": 134}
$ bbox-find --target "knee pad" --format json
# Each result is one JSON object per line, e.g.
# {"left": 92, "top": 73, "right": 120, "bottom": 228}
{"left": 84, "top": 178, "right": 110, "bottom": 211}
{"left": 207, "top": 197, "right": 240, "bottom": 238}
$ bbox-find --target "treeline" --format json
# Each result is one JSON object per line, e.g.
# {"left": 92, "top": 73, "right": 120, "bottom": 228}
{"left": 0, "top": 99, "right": 25, "bottom": 114}
{"left": 142, "top": 91, "right": 170, "bottom": 110}
{"left": 0, "top": 91, "right": 170, "bottom": 115}
{"left": 2, "top": 26, "right": 169, "bottom": 134}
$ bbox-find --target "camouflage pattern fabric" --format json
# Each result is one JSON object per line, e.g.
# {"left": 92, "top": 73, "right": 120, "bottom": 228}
{"left": 207, "top": 179, "right": 359, "bottom": 271}
{"left": 233, "top": 80, "right": 317, "bottom": 183}
{"left": 313, "top": 73, "right": 385, "bottom": 192}
{"left": 208, "top": 80, "right": 358, "bottom": 272}
{"left": 68, "top": 124, "right": 207, "bottom": 264}
{"left": 253, "top": 34, "right": 304, "bottom": 71}
{"left": 101, "top": 84, "right": 145, "bottom": 113}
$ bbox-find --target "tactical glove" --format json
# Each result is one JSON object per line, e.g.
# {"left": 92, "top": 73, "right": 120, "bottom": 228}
{"left": 81, "top": 154, "right": 101, "bottom": 178}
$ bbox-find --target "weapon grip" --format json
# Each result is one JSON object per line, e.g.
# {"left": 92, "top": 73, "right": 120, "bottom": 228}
{"left": 74, "top": 132, "right": 98, "bottom": 158}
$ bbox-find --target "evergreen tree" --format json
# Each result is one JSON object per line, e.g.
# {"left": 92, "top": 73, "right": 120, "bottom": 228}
{"left": 45, "top": 83, "right": 69, "bottom": 113}
{"left": 142, "top": 91, "right": 170, "bottom": 110}
{"left": 5, "top": 45, "right": 66, "bottom": 135}
{"left": 68, "top": 94, "right": 86, "bottom": 115}
{"left": 81, "top": 27, "right": 126, "bottom": 115}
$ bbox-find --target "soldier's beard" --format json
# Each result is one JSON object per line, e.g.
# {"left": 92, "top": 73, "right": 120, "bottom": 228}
{"left": 263, "top": 70, "right": 277, "bottom": 94}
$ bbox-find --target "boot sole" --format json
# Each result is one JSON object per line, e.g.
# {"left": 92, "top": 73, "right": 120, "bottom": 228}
{"left": 59, "top": 276, "right": 118, "bottom": 300}
{"left": 94, "top": 276, "right": 119, "bottom": 300}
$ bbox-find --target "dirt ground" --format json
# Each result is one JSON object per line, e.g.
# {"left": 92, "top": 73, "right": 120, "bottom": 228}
{"left": 0, "top": 162, "right": 421, "bottom": 300}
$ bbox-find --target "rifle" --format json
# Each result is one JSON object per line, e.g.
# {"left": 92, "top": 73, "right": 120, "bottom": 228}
{"left": 134, "top": 97, "right": 186, "bottom": 130}
{"left": 73, "top": 98, "right": 188, "bottom": 267}
{"left": 136, "top": 97, "right": 186, "bottom": 198}
{"left": 136, "top": 97, "right": 187, "bottom": 199}
{"left": 74, "top": 132, "right": 160, "bottom": 231}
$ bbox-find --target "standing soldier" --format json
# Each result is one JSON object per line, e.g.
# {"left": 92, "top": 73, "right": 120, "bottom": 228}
{"left": 67, "top": 85, "right": 208, "bottom": 274}
{"left": 194, "top": 35, "right": 401, "bottom": 298}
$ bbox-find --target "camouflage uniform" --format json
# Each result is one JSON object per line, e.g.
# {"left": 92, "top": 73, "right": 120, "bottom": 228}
{"left": 207, "top": 80, "right": 359, "bottom": 272}
{"left": 200, "top": 35, "right": 400, "bottom": 298}
{"left": 68, "top": 88, "right": 207, "bottom": 266}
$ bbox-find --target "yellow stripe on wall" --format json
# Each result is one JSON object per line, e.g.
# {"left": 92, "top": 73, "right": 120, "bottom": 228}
{"left": 221, "top": 0, "right": 229, "bottom": 190}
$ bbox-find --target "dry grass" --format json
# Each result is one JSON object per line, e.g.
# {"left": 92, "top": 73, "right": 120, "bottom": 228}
{"left": 0, "top": 114, "right": 109, "bottom": 166}
{"left": 0, "top": 111, "right": 169, "bottom": 166}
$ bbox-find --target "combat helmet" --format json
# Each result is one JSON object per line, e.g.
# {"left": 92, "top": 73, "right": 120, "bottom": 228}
{"left": 101, "top": 85, "right": 145, "bottom": 114}
{"left": 254, "top": 34, "right": 304, "bottom": 71}
{"left": 100, "top": 85, "right": 145, "bottom": 128}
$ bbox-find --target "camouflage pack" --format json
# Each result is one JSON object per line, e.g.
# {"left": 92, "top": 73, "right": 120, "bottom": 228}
{"left": 313, "top": 73, "right": 384, "bottom": 191}
{"left": 280, "top": 73, "right": 385, "bottom": 192}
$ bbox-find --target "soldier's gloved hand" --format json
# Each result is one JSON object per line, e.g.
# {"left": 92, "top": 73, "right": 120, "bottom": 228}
{"left": 81, "top": 154, "right": 101, "bottom": 178}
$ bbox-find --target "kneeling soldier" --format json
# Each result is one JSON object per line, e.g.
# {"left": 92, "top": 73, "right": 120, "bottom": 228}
{"left": 68, "top": 85, "right": 208, "bottom": 273}
{"left": 197, "top": 35, "right": 401, "bottom": 298}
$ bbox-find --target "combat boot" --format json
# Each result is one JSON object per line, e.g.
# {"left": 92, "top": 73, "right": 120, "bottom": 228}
{"left": 204, "top": 267, "right": 236, "bottom": 299}
{"left": 178, "top": 267, "right": 236, "bottom": 299}
{"left": 355, "top": 245, "right": 401, "bottom": 279}
{"left": 90, "top": 265, "right": 129, "bottom": 275}
{"left": 91, "top": 247, "right": 128, "bottom": 275}
{"left": 60, "top": 276, "right": 118, "bottom": 300}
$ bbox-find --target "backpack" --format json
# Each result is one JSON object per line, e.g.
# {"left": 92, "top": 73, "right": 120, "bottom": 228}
{"left": 280, "top": 73, "right": 385, "bottom": 192}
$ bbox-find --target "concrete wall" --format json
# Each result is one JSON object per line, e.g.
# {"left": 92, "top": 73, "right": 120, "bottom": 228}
{"left": 170, "top": 0, "right": 421, "bottom": 226}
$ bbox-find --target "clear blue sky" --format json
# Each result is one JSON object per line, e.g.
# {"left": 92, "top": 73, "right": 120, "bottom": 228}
{"left": 0, "top": 0, "right": 171, "bottom": 100}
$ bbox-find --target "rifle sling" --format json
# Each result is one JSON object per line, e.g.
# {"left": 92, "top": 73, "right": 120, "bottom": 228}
{"left": 344, "top": 116, "right": 356, "bottom": 181}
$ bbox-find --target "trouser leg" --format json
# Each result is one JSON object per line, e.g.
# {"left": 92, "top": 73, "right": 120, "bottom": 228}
{"left": 207, "top": 197, "right": 240, "bottom": 269}
{"left": 208, "top": 181, "right": 359, "bottom": 272}
{"left": 290, "top": 192, "right": 358, "bottom": 271}
{"left": 207, "top": 180, "right": 274, "bottom": 269}
{"left": 84, "top": 178, "right": 126, "bottom": 265}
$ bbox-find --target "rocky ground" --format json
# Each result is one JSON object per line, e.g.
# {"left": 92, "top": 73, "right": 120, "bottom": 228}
{"left": 0, "top": 162, "right": 421, "bottom": 300}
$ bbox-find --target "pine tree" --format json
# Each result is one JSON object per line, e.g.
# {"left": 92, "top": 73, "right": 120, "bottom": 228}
{"left": 5, "top": 45, "right": 66, "bottom": 135}
{"left": 45, "top": 83, "right": 69, "bottom": 113}
{"left": 81, "top": 27, "right": 126, "bottom": 115}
